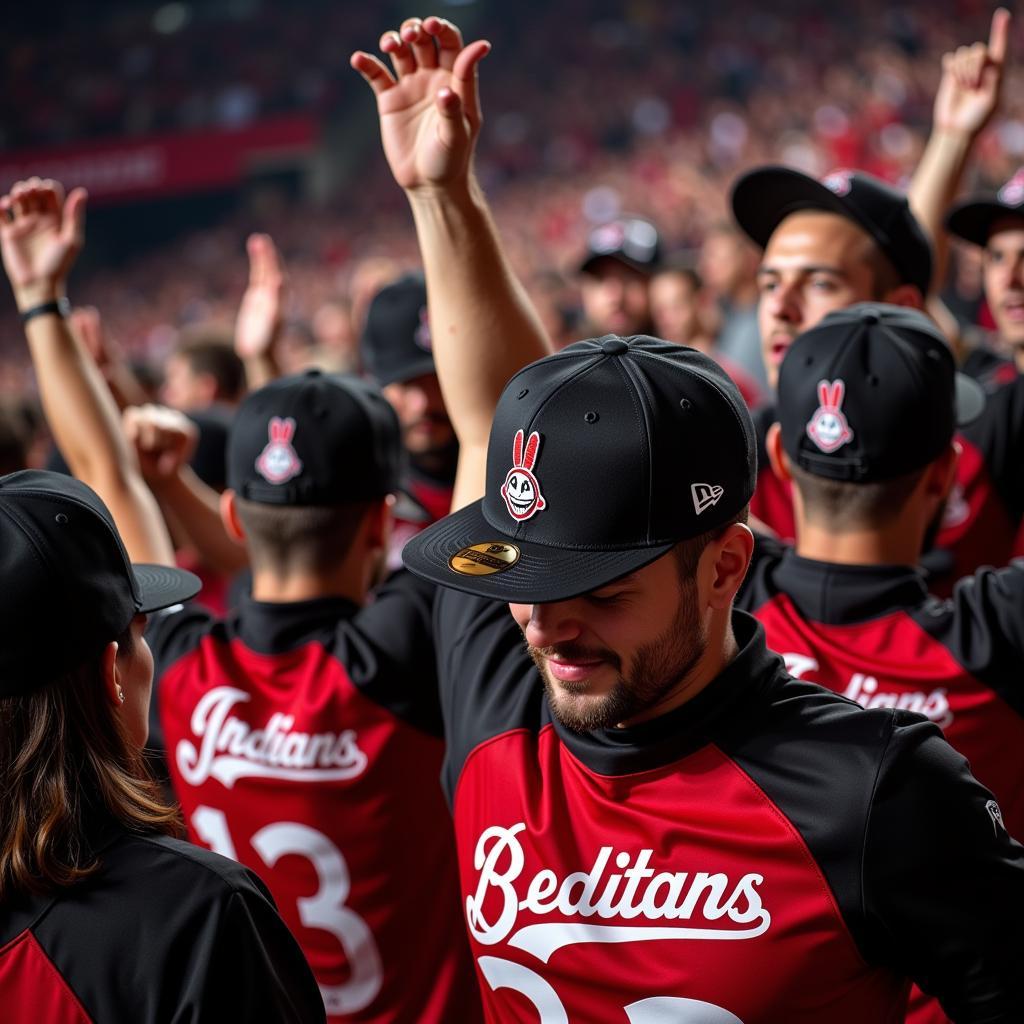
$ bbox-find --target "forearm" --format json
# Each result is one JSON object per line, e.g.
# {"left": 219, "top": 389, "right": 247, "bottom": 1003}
{"left": 150, "top": 467, "right": 249, "bottom": 575}
{"left": 909, "top": 129, "right": 975, "bottom": 296}
{"left": 406, "top": 179, "right": 551, "bottom": 508}
{"left": 25, "top": 312, "right": 175, "bottom": 564}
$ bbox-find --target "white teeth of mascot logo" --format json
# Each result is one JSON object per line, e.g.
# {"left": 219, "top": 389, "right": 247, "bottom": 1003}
{"left": 256, "top": 416, "right": 304, "bottom": 485}
{"left": 806, "top": 379, "right": 854, "bottom": 454}
{"left": 501, "top": 429, "right": 546, "bottom": 521}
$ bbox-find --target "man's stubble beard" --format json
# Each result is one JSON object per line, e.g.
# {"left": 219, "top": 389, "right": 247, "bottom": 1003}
{"left": 530, "top": 579, "right": 708, "bottom": 733}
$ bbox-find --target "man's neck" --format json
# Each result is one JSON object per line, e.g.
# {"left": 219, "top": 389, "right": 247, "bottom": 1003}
{"left": 794, "top": 522, "right": 921, "bottom": 567}
{"left": 250, "top": 566, "right": 367, "bottom": 605}
{"left": 618, "top": 618, "right": 739, "bottom": 727}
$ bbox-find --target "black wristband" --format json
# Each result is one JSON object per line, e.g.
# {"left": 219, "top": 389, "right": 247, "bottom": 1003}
{"left": 20, "top": 297, "right": 71, "bottom": 324}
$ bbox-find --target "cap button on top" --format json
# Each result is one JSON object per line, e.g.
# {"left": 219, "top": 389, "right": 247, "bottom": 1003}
{"left": 860, "top": 310, "right": 880, "bottom": 325}
{"left": 601, "top": 337, "right": 629, "bottom": 355}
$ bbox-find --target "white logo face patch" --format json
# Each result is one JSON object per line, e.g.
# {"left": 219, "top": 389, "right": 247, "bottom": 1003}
{"left": 986, "top": 799, "right": 1007, "bottom": 836}
{"left": 806, "top": 379, "right": 854, "bottom": 454}
{"left": 414, "top": 305, "right": 432, "bottom": 351}
{"left": 692, "top": 482, "right": 724, "bottom": 515}
{"left": 501, "top": 429, "right": 546, "bottom": 521}
{"left": 822, "top": 168, "right": 855, "bottom": 197}
{"left": 998, "top": 167, "right": 1024, "bottom": 207}
{"left": 255, "top": 416, "right": 303, "bottom": 485}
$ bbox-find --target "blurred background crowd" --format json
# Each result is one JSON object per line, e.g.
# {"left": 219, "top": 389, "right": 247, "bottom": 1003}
{"left": 0, "top": 0, "right": 1015, "bottom": 406}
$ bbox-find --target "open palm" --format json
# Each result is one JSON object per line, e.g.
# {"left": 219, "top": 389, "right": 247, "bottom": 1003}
{"left": 352, "top": 16, "right": 490, "bottom": 191}
{"left": 0, "top": 179, "right": 87, "bottom": 298}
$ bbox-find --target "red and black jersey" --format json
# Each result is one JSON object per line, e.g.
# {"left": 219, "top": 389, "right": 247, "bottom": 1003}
{"left": 147, "top": 570, "right": 481, "bottom": 1024}
{"left": 0, "top": 816, "right": 324, "bottom": 1023}
{"left": 433, "top": 594, "right": 1024, "bottom": 1023}
{"left": 738, "top": 541, "right": 1024, "bottom": 1024}
{"left": 750, "top": 378, "right": 1024, "bottom": 594}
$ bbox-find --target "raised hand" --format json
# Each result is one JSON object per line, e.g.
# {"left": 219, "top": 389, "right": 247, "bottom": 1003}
{"left": 934, "top": 8, "right": 1011, "bottom": 138}
{"left": 351, "top": 15, "right": 490, "bottom": 191}
{"left": 123, "top": 404, "right": 198, "bottom": 482}
{"left": 0, "top": 177, "right": 87, "bottom": 308}
{"left": 235, "top": 233, "right": 285, "bottom": 361}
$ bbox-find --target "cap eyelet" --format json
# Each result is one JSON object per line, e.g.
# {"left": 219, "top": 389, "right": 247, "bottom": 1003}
{"left": 517, "top": 389, "right": 529, "bottom": 400}
{"left": 679, "top": 398, "right": 692, "bottom": 411}
{"left": 55, "top": 513, "right": 69, "bottom": 525}
{"left": 584, "top": 411, "right": 600, "bottom": 424}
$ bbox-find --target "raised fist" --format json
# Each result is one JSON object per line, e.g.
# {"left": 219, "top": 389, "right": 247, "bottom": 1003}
{"left": 123, "top": 404, "right": 199, "bottom": 482}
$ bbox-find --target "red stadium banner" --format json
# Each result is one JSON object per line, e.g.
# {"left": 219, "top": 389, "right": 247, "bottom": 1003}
{"left": 0, "top": 115, "right": 316, "bottom": 203}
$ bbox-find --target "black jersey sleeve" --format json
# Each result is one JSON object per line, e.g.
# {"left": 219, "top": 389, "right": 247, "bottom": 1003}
{"left": 349, "top": 569, "right": 445, "bottom": 735}
{"left": 191, "top": 877, "right": 327, "bottom": 1023}
{"left": 434, "top": 589, "right": 543, "bottom": 802}
{"left": 913, "top": 561, "right": 1024, "bottom": 717}
{"left": 146, "top": 601, "right": 217, "bottom": 680}
{"left": 862, "top": 714, "right": 1024, "bottom": 1022}
{"left": 961, "top": 375, "right": 1024, "bottom": 523}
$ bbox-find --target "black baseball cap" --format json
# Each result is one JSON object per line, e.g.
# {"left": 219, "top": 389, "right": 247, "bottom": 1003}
{"left": 403, "top": 335, "right": 756, "bottom": 603}
{"left": 946, "top": 167, "right": 1024, "bottom": 247}
{"left": 731, "top": 166, "right": 933, "bottom": 296}
{"left": 228, "top": 370, "right": 402, "bottom": 505}
{"left": 0, "top": 470, "right": 201, "bottom": 695}
{"left": 361, "top": 274, "right": 435, "bottom": 387}
{"left": 777, "top": 303, "right": 985, "bottom": 483}
{"left": 580, "top": 217, "right": 662, "bottom": 276}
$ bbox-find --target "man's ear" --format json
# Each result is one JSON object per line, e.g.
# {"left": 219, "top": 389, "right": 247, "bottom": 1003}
{"left": 925, "top": 440, "right": 961, "bottom": 501}
{"left": 220, "top": 489, "right": 246, "bottom": 543}
{"left": 765, "top": 421, "right": 792, "bottom": 482}
{"left": 101, "top": 640, "right": 122, "bottom": 708}
{"left": 701, "top": 523, "right": 755, "bottom": 611}
{"left": 882, "top": 284, "right": 925, "bottom": 312}
{"left": 364, "top": 497, "right": 391, "bottom": 552}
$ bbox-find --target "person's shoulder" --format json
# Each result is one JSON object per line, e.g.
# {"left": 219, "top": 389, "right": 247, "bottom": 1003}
{"left": 105, "top": 831, "right": 268, "bottom": 902}
{"left": 147, "top": 600, "right": 220, "bottom": 672}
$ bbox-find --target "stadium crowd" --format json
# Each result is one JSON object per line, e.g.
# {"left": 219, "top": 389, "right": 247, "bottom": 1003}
{"left": 2, "top": 3, "right": 1024, "bottom": 1023}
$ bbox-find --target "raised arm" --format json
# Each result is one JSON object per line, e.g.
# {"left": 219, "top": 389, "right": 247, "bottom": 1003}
{"left": 0, "top": 178, "right": 175, "bottom": 565}
{"left": 123, "top": 404, "right": 249, "bottom": 576}
{"left": 909, "top": 8, "right": 1011, "bottom": 296}
{"left": 234, "top": 233, "right": 285, "bottom": 391}
{"left": 352, "top": 14, "right": 551, "bottom": 510}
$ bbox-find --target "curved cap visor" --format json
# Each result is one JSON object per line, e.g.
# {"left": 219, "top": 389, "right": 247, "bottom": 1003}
{"left": 955, "top": 372, "right": 986, "bottom": 428}
{"left": 731, "top": 166, "right": 931, "bottom": 296}
{"left": 946, "top": 200, "right": 1024, "bottom": 248}
{"left": 402, "top": 498, "right": 673, "bottom": 604}
{"left": 132, "top": 563, "right": 202, "bottom": 614}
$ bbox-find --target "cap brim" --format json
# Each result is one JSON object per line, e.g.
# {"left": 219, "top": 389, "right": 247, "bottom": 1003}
{"left": 579, "top": 252, "right": 656, "bottom": 277}
{"left": 378, "top": 355, "right": 437, "bottom": 387}
{"left": 132, "top": 564, "right": 202, "bottom": 614}
{"left": 731, "top": 166, "right": 855, "bottom": 249}
{"left": 954, "top": 371, "right": 986, "bottom": 428}
{"left": 945, "top": 200, "right": 1022, "bottom": 247}
{"left": 401, "top": 498, "right": 673, "bottom": 604}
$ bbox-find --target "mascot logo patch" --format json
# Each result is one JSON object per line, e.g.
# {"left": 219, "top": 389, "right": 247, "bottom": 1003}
{"left": 256, "top": 416, "right": 303, "bottom": 485}
{"left": 806, "top": 379, "right": 855, "bottom": 454}
{"left": 501, "top": 429, "right": 546, "bottom": 521}
{"left": 998, "top": 167, "right": 1024, "bottom": 207}
{"left": 822, "top": 168, "right": 855, "bottom": 197}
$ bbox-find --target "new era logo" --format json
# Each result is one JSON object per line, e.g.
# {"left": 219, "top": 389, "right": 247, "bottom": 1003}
{"left": 691, "top": 483, "right": 724, "bottom": 515}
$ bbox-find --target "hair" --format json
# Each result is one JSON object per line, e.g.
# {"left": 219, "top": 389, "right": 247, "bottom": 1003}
{"left": 654, "top": 263, "right": 703, "bottom": 293}
{"left": 673, "top": 505, "right": 750, "bottom": 582}
{"left": 174, "top": 328, "right": 246, "bottom": 402}
{"left": 236, "top": 497, "right": 377, "bottom": 577}
{"left": 864, "top": 242, "right": 905, "bottom": 297}
{"left": 0, "top": 627, "right": 180, "bottom": 899}
{"left": 790, "top": 463, "right": 926, "bottom": 530}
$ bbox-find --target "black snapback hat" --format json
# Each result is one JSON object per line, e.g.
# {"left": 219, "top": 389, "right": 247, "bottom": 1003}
{"left": 731, "top": 166, "right": 933, "bottom": 296}
{"left": 580, "top": 217, "right": 662, "bottom": 276}
{"left": 402, "top": 335, "right": 756, "bottom": 603}
{"left": 946, "top": 167, "right": 1024, "bottom": 247}
{"left": 0, "top": 470, "right": 201, "bottom": 695}
{"left": 777, "top": 303, "right": 984, "bottom": 483}
{"left": 361, "top": 274, "right": 435, "bottom": 388}
{"left": 228, "top": 370, "right": 402, "bottom": 505}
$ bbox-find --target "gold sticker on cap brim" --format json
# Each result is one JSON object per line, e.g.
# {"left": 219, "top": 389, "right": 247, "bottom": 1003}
{"left": 449, "top": 542, "right": 521, "bottom": 576}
